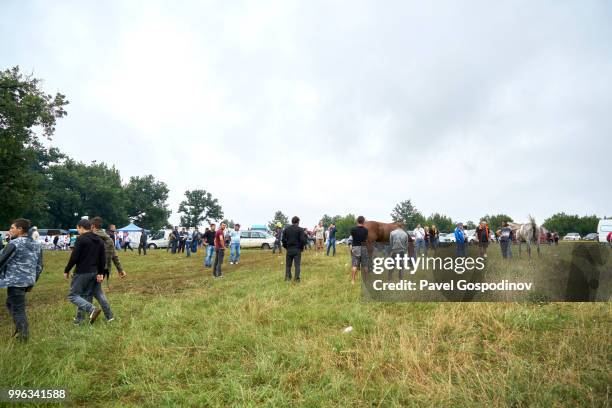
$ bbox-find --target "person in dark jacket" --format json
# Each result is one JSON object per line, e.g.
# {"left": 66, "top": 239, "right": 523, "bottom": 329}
{"left": 138, "top": 229, "right": 148, "bottom": 255}
{"left": 74, "top": 217, "right": 127, "bottom": 323}
{"left": 203, "top": 225, "right": 216, "bottom": 268}
{"left": 64, "top": 218, "right": 106, "bottom": 324}
{"left": 0, "top": 218, "right": 43, "bottom": 341}
{"left": 281, "top": 216, "right": 306, "bottom": 282}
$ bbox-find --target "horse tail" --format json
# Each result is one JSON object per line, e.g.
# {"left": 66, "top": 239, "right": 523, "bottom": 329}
{"left": 529, "top": 215, "right": 537, "bottom": 243}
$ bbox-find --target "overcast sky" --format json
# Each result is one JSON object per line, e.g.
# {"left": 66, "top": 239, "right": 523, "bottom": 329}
{"left": 2, "top": 0, "right": 610, "bottom": 229}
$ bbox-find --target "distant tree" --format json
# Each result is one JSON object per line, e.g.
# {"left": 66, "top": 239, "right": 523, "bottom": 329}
{"left": 45, "top": 159, "right": 128, "bottom": 229}
{"left": 221, "top": 219, "right": 235, "bottom": 229}
{"left": 268, "top": 210, "right": 289, "bottom": 231}
{"left": 425, "top": 213, "right": 455, "bottom": 233}
{"left": 320, "top": 214, "right": 342, "bottom": 228}
{"left": 124, "top": 175, "right": 171, "bottom": 231}
{"left": 465, "top": 221, "right": 477, "bottom": 230}
{"left": 481, "top": 214, "right": 514, "bottom": 232}
{"left": 335, "top": 214, "right": 356, "bottom": 239}
{"left": 0, "top": 66, "right": 68, "bottom": 227}
{"left": 390, "top": 200, "right": 425, "bottom": 230}
{"left": 543, "top": 213, "right": 599, "bottom": 236}
{"left": 178, "top": 189, "right": 223, "bottom": 227}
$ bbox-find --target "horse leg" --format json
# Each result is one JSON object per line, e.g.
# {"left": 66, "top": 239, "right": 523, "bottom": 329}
{"left": 527, "top": 241, "right": 531, "bottom": 259}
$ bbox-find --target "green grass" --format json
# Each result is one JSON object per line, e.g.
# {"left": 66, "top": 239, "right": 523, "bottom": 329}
{"left": 1, "top": 245, "right": 610, "bottom": 407}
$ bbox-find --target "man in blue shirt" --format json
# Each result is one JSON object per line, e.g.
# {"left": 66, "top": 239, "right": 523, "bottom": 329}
{"left": 229, "top": 224, "right": 241, "bottom": 265}
{"left": 454, "top": 222, "right": 466, "bottom": 257}
{"left": 326, "top": 223, "right": 337, "bottom": 256}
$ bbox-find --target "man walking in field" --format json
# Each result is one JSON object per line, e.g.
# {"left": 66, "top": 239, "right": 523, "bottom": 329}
{"left": 213, "top": 223, "right": 227, "bottom": 278}
{"left": 0, "top": 218, "right": 44, "bottom": 342}
{"left": 413, "top": 224, "right": 427, "bottom": 257}
{"left": 326, "top": 223, "right": 337, "bottom": 256}
{"left": 476, "top": 220, "right": 490, "bottom": 258}
{"left": 282, "top": 216, "right": 306, "bottom": 282}
{"left": 204, "top": 224, "right": 216, "bottom": 268}
{"left": 229, "top": 224, "right": 241, "bottom": 264}
{"left": 389, "top": 223, "right": 408, "bottom": 280}
{"left": 497, "top": 221, "right": 513, "bottom": 259}
{"left": 74, "top": 217, "right": 127, "bottom": 323}
{"left": 272, "top": 224, "right": 283, "bottom": 254}
{"left": 138, "top": 229, "right": 148, "bottom": 255}
{"left": 350, "top": 216, "right": 369, "bottom": 285}
{"left": 64, "top": 219, "right": 106, "bottom": 324}
{"left": 454, "top": 222, "right": 466, "bottom": 257}
{"left": 314, "top": 221, "right": 325, "bottom": 254}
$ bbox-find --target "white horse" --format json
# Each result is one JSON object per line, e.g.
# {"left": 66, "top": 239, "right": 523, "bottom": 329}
{"left": 509, "top": 216, "right": 543, "bottom": 258}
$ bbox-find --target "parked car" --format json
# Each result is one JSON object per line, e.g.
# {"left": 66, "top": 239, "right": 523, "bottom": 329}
{"left": 438, "top": 233, "right": 456, "bottom": 243}
{"left": 240, "top": 230, "right": 276, "bottom": 249}
{"left": 583, "top": 233, "right": 599, "bottom": 241}
{"left": 563, "top": 233, "right": 581, "bottom": 241}
{"left": 147, "top": 230, "right": 169, "bottom": 249}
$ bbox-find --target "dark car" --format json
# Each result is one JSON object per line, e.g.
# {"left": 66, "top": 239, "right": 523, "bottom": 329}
{"left": 583, "top": 233, "right": 599, "bottom": 241}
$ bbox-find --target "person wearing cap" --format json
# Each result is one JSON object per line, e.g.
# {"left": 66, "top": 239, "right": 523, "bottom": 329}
{"left": 272, "top": 223, "right": 283, "bottom": 254}
{"left": 454, "top": 222, "right": 466, "bottom": 257}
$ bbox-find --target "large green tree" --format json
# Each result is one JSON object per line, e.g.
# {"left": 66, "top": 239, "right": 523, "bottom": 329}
{"left": 45, "top": 159, "right": 128, "bottom": 229}
{"left": 178, "top": 189, "right": 223, "bottom": 227}
{"left": 268, "top": 210, "right": 289, "bottom": 231}
{"left": 425, "top": 213, "right": 455, "bottom": 233}
{"left": 390, "top": 200, "right": 425, "bottom": 230}
{"left": 481, "top": 214, "right": 514, "bottom": 232}
{"left": 124, "top": 175, "right": 171, "bottom": 231}
{"left": 334, "top": 214, "right": 356, "bottom": 239}
{"left": 0, "top": 66, "right": 68, "bottom": 227}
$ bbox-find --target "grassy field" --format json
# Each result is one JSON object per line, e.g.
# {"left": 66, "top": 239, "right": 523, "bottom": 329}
{"left": 1, "top": 244, "right": 610, "bottom": 407}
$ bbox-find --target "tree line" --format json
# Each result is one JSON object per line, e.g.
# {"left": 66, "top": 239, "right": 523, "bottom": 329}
{"left": 1, "top": 66, "right": 226, "bottom": 231}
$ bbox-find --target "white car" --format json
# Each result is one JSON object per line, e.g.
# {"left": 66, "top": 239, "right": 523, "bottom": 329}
{"left": 563, "top": 233, "right": 581, "bottom": 241}
{"left": 464, "top": 229, "right": 477, "bottom": 243}
{"left": 438, "top": 233, "right": 456, "bottom": 243}
{"left": 147, "top": 230, "right": 169, "bottom": 249}
{"left": 240, "top": 230, "right": 276, "bottom": 249}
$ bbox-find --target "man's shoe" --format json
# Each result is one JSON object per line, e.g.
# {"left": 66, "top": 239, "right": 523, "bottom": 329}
{"left": 89, "top": 308, "right": 102, "bottom": 324}
{"left": 107, "top": 317, "right": 115, "bottom": 323}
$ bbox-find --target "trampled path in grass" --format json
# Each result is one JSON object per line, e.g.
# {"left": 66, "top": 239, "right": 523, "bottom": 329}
{"left": 1, "top": 245, "right": 610, "bottom": 407}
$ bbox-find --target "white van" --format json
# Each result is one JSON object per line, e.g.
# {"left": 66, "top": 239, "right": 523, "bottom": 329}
{"left": 597, "top": 219, "right": 612, "bottom": 243}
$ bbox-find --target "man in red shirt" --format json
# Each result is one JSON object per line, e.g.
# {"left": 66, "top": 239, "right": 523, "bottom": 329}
{"left": 213, "top": 223, "right": 227, "bottom": 278}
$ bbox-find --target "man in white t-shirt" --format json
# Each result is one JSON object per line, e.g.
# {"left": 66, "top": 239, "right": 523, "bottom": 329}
{"left": 413, "top": 224, "right": 427, "bottom": 257}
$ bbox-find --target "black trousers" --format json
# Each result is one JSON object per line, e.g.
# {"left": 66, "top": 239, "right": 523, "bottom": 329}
{"left": 213, "top": 248, "right": 224, "bottom": 277}
{"left": 6, "top": 287, "right": 28, "bottom": 340}
{"left": 285, "top": 249, "right": 302, "bottom": 281}
{"left": 138, "top": 243, "right": 147, "bottom": 255}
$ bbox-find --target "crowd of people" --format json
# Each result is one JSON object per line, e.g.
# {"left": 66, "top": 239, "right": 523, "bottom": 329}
{"left": 1, "top": 213, "right": 610, "bottom": 343}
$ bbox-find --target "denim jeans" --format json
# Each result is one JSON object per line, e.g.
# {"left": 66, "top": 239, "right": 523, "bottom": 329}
{"left": 272, "top": 240, "right": 282, "bottom": 253}
{"left": 326, "top": 238, "right": 336, "bottom": 256}
{"left": 6, "top": 287, "right": 28, "bottom": 340}
{"left": 456, "top": 242, "right": 467, "bottom": 257}
{"left": 230, "top": 242, "right": 240, "bottom": 263}
{"left": 500, "top": 240, "right": 512, "bottom": 258}
{"left": 205, "top": 245, "right": 215, "bottom": 267}
{"left": 186, "top": 241, "right": 192, "bottom": 257}
{"left": 76, "top": 280, "right": 113, "bottom": 322}
{"left": 285, "top": 248, "right": 301, "bottom": 281}
{"left": 68, "top": 273, "right": 97, "bottom": 314}
{"left": 415, "top": 239, "right": 427, "bottom": 256}
{"left": 213, "top": 248, "right": 224, "bottom": 277}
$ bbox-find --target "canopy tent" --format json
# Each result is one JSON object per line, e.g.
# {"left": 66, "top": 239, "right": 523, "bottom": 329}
{"left": 117, "top": 223, "right": 149, "bottom": 244}
{"left": 117, "top": 223, "right": 146, "bottom": 232}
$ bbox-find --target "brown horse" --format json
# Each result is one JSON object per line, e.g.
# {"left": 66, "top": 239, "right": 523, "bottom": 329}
{"left": 363, "top": 221, "right": 405, "bottom": 267}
